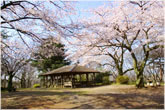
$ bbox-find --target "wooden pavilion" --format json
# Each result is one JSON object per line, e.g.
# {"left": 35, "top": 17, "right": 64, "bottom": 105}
{"left": 39, "top": 64, "right": 100, "bottom": 88}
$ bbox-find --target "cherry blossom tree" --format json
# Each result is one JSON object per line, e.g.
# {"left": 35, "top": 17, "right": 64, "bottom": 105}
{"left": 1, "top": 0, "right": 75, "bottom": 48}
{"left": 66, "top": 1, "right": 164, "bottom": 88}
{"left": 145, "top": 47, "right": 164, "bottom": 82}
{"left": 1, "top": 39, "right": 31, "bottom": 91}
{"left": 14, "top": 63, "right": 37, "bottom": 88}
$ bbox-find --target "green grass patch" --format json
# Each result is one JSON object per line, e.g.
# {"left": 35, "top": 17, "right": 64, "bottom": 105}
{"left": 1, "top": 88, "right": 8, "bottom": 93}
{"left": 1, "top": 90, "right": 8, "bottom": 93}
{"left": 110, "top": 82, "right": 135, "bottom": 85}
{"left": 160, "top": 82, "right": 165, "bottom": 86}
{"left": 17, "top": 87, "right": 74, "bottom": 91}
{"left": 111, "top": 83, "right": 121, "bottom": 85}
{"left": 128, "top": 81, "right": 136, "bottom": 85}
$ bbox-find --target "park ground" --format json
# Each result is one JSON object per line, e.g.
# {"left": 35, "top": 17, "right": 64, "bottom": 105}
{"left": 1, "top": 85, "right": 164, "bottom": 109}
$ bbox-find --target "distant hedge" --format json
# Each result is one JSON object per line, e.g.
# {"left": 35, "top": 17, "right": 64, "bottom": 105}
{"left": 116, "top": 75, "right": 129, "bottom": 84}
{"left": 33, "top": 84, "right": 40, "bottom": 88}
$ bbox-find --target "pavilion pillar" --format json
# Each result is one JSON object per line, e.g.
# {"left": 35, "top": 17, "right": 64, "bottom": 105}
{"left": 50, "top": 76, "right": 51, "bottom": 87}
{"left": 52, "top": 75, "right": 54, "bottom": 87}
{"left": 80, "top": 74, "right": 82, "bottom": 82}
{"left": 93, "top": 73, "right": 96, "bottom": 85}
{"left": 47, "top": 76, "right": 49, "bottom": 87}
{"left": 58, "top": 75, "right": 60, "bottom": 87}
{"left": 68, "top": 75, "right": 71, "bottom": 82}
{"left": 55, "top": 76, "right": 57, "bottom": 87}
{"left": 69, "top": 74, "right": 72, "bottom": 88}
{"left": 49, "top": 76, "right": 51, "bottom": 87}
{"left": 43, "top": 76, "right": 45, "bottom": 87}
{"left": 48, "top": 76, "right": 50, "bottom": 87}
{"left": 44, "top": 76, "right": 46, "bottom": 87}
{"left": 46, "top": 76, "right": 48, "bottom": 88}
{"left": 86, "top": 73, "right": 89, "bottom": 87}
{"left": 57, "top": 76, "right": 59, "bottom": 87}
{"left": 51, "top": 75, "right": 53, "bottom": 87}
{"left": 64, "top": 75, "right": 66, "bottom": 82}
{"left": 53, "top": 75, "right": 55, "bottom": 87}
{"left": 61, "top": 75, "right": 64, "bottom": 88}
{"left": 73, "top": 74, "right": 75, "bottom": 88}
{"left": 45, "top": 76, "right": 47, "bottom": 87}
{"left": 86, "top": 73, "right": 89, "bottom": 82}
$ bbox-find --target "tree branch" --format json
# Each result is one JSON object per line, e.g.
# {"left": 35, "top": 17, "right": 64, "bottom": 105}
{"left": 1, "top": 16, "right": 41, "bottom": 24}
{"left": 123, "top": 68, "right": 134, "bottom": 74}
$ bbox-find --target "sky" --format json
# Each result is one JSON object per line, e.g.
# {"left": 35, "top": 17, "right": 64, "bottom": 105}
{"left": 70, "top": 1, "right": 112, "bottom": 21}
{"left": 76, "top": 1, "right": 110, "bottom": 10}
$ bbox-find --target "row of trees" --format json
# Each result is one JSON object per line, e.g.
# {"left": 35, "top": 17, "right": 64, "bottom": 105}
{"left": 1, "top": 33, "right": 70, "bottom": 91}
{"left": 66, "top": 1, "right": 164, "bottom": 88}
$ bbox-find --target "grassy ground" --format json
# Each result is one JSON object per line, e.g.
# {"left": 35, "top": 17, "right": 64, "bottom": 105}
{"left": 1, "top": 85, "right": 164, "bottom": 109}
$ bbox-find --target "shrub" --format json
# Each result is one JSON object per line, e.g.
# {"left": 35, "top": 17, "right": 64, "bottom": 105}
{"left": 95, "top": 74, "right": 104, "bottom": 83}
{"left": 116, "top": 75, "right": 129, "bottom": 84}
{"left": 95, "top": 72, "right": 110, "bottom": 85}
{"left": 103, "top": 76, "right": 110, "bottom": 85}
{"left": 33, "top": 84, "right": 40, "bottom": 88}
{"left": 128, "top": 81, "right": 136, "bottom": 85}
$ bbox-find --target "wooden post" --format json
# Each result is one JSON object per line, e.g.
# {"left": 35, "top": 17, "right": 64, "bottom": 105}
{"left": 52, "top": 75, "right": 54, "bottom": 87}
{"left": 80, "top": 74, "right": 82, "bottom": 82}
{"left": 49, "top": 76, "right": 51, "bottom": 87}
{"left": 51, "top": 75, "right": 53, "bottom": 87}
{"left": 56, "top": 76, "right": 58, "bottom": 87}
{"left": 46, "top": 76, "right": 48, "bottom": 88}
{"left": 64, "top": 75, "right": 66, "bottom": 82}
{"left": 86, "top": 73, "right": 89, "bottom": 81}
{"left": 45, "top": 76, "right": 47, "bottom": 87}
{"left": 53, "top": 75, "right": 55, "bottom": 87}
{"left": 48, "top": 76, "right": 50, "bottom": 87}
{"left": 55, "top": 76, "right": 57, "bottom": 87}
{"left": 72, "top": 74, "right": 73, "bottom": 88}
{"left": 61, "top": 75, "right": 64, "bottom": 88}
{"left": 86, "top": 73, "right": 89, "bottom": 86}
{"left": 43, "top": 76, "right": 45, "bottom": 87}
{"left": 72, "top": 74, "right": 74, "bottom": 88}
{"left": 93, "top": 73, "right": 96, "bottom": 85}
{"left": 53, "top": 76, "right": 55, "bottom": 87}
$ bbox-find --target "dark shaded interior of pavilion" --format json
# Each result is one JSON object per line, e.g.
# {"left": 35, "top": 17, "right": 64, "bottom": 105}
{"left": 40, "top": 72, "right": 100, "bottom": 88}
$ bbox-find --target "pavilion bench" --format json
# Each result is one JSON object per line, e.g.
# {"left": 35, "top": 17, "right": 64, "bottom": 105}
{"left": 64, "top": 81, "right": 72, "bottom": 88}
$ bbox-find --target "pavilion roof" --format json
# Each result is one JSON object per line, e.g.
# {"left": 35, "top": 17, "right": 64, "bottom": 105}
{"left": 40, "top": 64, "right": 100, "bottom": 76}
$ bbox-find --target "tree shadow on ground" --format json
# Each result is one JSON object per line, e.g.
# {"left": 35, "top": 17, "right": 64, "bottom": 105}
{"left": 72, "top": 92, "right": 164, "bottom": 109}
{"left": 1, "top": 91, "right": 83, "bottom": 109}
{"left": 2, "top": 91, "right": 82, "bottom": 98}
{"left": 1, "top": 87, "right": 164, "bottom": 109}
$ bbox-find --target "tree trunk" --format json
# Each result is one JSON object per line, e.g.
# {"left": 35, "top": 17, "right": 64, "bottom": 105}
{"left": 4, "top": 74, "right": 7, "bottom": 88}
{"left": 8, "top": 74, "right": 13, "bottom": 92}
{"left": 159, "top": 65, "right": 163, "bottom": 82}
{"left": 117, "top": 67, "right": 123, "bottom": 76}
{"left": 21, "top": 72, "right": 26, "bottom": 88}
{"left": 21, "top": 79, "right": 26, "bottom": 88}
{"left": 132, "top": 53, "right": 145, "bottom": 88}
{"left": 135, "top": 71, "right": 144, "bottom": 88}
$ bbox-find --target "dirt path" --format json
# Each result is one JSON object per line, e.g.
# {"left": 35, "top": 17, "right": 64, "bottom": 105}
{"left": 1, "top": 85, "right": 164, "bottom": 109}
